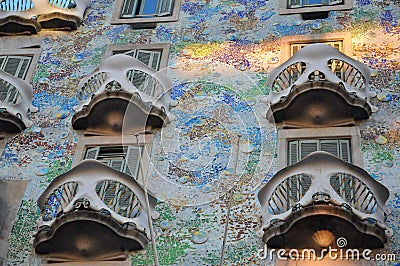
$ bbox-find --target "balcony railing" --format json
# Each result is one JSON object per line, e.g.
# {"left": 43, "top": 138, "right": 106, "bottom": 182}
{"left": 33, "top": 160, "right": 158, "bottom": 261}
{"left": 267, "top": 44, "right": 376, "bottom": 112}
{"left": 72, "top": 54, "right": 172, "bottom": 133}
{"left": 0, "top": 0, "right": 89, "bottom": 35}
{"left": 258, "top": 152, "right": 392, "bottom": 247}
{"left": 0, "top": 70, "right": 37, "bottom": 133}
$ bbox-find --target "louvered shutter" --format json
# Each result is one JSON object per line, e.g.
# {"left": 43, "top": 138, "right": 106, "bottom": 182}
{"left": 289, "top": 0, "right": 302, "bottom": 8}
{"left": 299, "top": 140, "right": 318, "bottom": 160}
{"left": 339, "top": 139, "right": 351, "bottom": 163}
{"left": 123, "top": 146, "right": 141, "bottom": 179}
{"left": 109, "top": 159, "right": 125, "bottom": 172}
{"left": 329, "top": 0, "right": 343, "bottom": 5}
{"left": 2, "top": 56, "right": 32, "bottom": 79}
{"left": 157, "top": 0, "right": 174, "bottom": 16}
{"left": 135, "top": 50, "right": 161, "bottom": 70}
{"left": 320, "top": 140, "right": 339, "bottom": 158}
{"left": 288, "top": 141, "right": 299, "bottom": 166}
{"left": 121, "top": 0, "right": 138, "bottom": 18}
{"left": 85, "top": 147, "right": 100, "bottom": 159}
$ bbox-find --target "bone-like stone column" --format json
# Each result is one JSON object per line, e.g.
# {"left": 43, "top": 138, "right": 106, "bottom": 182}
{"left": 0, "top": 179, "right": 29, "bottom": 265}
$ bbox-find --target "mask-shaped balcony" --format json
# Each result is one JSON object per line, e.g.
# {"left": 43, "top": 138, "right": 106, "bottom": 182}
{"left": 0, "top": 0, "right": 89, "bottom": 35}
{"left": 33, "top": 160, "right": 158, "bottom": 262}
{"left": 0, "top": 70, "right": 37, "bottom": 133}
{"left": 267, "top": 44, "right": 377, "bottom": 128}
{"left": 258, "top": 152, "right": 392, "bottom": 251}
{"left": 72, "top": 54, "right": 172, "bottom": 135}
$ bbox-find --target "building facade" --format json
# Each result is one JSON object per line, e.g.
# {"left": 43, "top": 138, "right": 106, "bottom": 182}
{"left": 0, "top": 0, "right": 399, "bottom": 265}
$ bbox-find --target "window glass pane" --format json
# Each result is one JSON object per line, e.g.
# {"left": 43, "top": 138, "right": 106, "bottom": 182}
{"left": 140, "top": 0, "right": 158, "bottom": 15}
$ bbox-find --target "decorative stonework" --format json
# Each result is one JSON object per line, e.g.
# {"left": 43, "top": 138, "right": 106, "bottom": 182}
{"left": 0, "top": 69, "right": 37, "bottom": 133}
{"left": 267, "top": 44, "right": 377, "bottom": 127}
{"left": 72, "top": 54, "right": 172, "bottom": 134}
{"left": 257, "top": 152, "right": 392, "bottom": 250}
{"left": 33, "top": 160, "right": 158, "bottom": 262}
{"left": 0, "top": 0, "right": 89, "bottom": 35}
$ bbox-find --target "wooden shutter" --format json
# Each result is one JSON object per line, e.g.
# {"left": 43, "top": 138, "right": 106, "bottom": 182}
{"left": 123, "top": 146, "right": 141, "bottom": 179}
{"left": 85, "top": 147, "right": 100, "bottom": 159}
{"left": 288, "top": 141, "right": 299, "bottom": 166}
{"left": 121, "top": 0, "right": 138, "bottom": 18}
{"left": 135, "top": 49, "right": 162, "bottom": 70}
{"left": 299, "top": 140, "right": 318, "bottom": 160}
{"left": 329, "top": 0, "right": 343, "bottom": 5}
{"left": 289, "top": 0, "right": 302, "bottom": 8}
{"left": 1, "top": 56, "right": 32, "bottom": 79}
{"left": 109, "top": 159, "right": 125, "bottom": 172}
{"left": 339, "top": 139, "right": 351, "bottom": 163}
{"left": 320, "top": 139, "right": 339, "bottom": 158}
{"left": 156, "top": 0, "right": 174, "bottom": 16}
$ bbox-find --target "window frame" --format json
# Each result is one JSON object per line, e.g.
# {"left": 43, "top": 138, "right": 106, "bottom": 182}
{"left": 277, "top": 126, "right": 363, "bottom": 170}
{"left": 111, "top": 0, "right": 182, "bottom": 25}
{"left": 72, "top": 135, "right": 153, "bottom": 183}
{"left": 279, "top": 0, "right": 352, "bottom": 16}
{"left": 105, "top": 43, "right": 170, "bottom": 70}
{"left": 280, "top": 32, "right": 352, "bottom": 63}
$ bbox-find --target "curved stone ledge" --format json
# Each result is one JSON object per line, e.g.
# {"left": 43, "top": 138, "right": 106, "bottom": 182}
{"left": 34, "top": 211, "right": 148, "bottom": 262}
{"left": 263, "top": 205, "right": 387, "bottom": 250}
{"left": 34, "top": 160, "right": 158, "bottom": 261}
{"left": 72, "top": 91, "right": 169, "bottom": 135}
{"left": 267, "top": 81, "right": 373, "bottom": 127}
{"left": 267, "top": 44, "right": 377, "bottom": 125}
{"left": 0, "top": 70, "right": 37, "bottom": 133}
{"left": 257, "top": 151, "right": 391, "bottom": 249}
{"left": 0, "top": 0, "right": 89, "bottom": 35}
{"left": 73, "top": 54, "right": 172, "bottom": 134}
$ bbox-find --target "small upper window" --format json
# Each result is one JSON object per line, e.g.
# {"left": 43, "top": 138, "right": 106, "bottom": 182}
{"left": 288, "top": 0, "right": 343, "bottom": 9}
{"left": 279, "top": 0, "right": 351, "bottom": 18}
{"left": 112, "top": 0, "right": 181, "bottom": 26}
{"left": 290, "top": 40, "right": 343, "bottom": 56}
{"left": 84, "top": 145, "right": 142, "bottom": 179}
{"left": 288, "top": 138, "right": 351, "bottom": 165}
{"left": 121, "top": 0, "right": 174, "bottom": 18}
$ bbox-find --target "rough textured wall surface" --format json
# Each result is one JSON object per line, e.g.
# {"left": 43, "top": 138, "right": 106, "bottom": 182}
{"left": 1, "top": 0, "right": 399, "bottom": 265}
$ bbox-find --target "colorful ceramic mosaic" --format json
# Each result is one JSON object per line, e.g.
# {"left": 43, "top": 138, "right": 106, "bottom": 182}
{"left": 0, "top": 0, "right": 399, "bottom": 264}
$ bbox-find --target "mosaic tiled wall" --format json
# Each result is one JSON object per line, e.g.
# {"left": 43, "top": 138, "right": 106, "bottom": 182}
{"left": 1, "top": 0, "right": 400, "bottom": 264}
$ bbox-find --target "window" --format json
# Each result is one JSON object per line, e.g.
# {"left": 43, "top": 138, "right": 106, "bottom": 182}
{"left": 84, "top": 145, "right": 142, "bottom": 178}
{"left": 279, "top": 0, "right": 351, "bottom": 16}
{"left": 105, "top": 43, "right": 170, "bottom": 70}
{"left": 121, "top": 0, "right": 174, "bottom": 18}
{"left": 0, "top": 55, "right": 32, "bottom": 104}
{"left": 276, "top": 127, "right": 362, "bottom": 170}
{"left": 72, "top": 135, "right": 153, "bottom": 182}
{"left": 290, "top": 40, "right": 343, "bottom": 56}
{"left": 288, "top": 138, "right": 351, "bottom": 165}
{"left": 288, "top": 0, "right": 343, "bottom": 9}
{"left": 106, "top": 43, "right": 170, "bottom": 96}
{"left": 112, "top": 0, "right": 181, "bottom": 26}
{"left": 280, "top": 33, "right": 351, "bottom": 63}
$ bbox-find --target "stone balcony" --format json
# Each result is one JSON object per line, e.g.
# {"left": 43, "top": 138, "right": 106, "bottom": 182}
{"left": 257, "top": 152, "right": 392, "bottom": 251}
{"left": 267, "top": 44, "right": 377, "bottom": 127}
{"left": 72, "top": 54, "right": 172, "bottom": 135}
{"left": 33, "top": 160, "right": 158, "bottom": 262}
{"left": 0, "top": 70, "right": 37, "bottom": 133}
{"left": 0, "top": 0, "right": 89, "bottom": 35}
